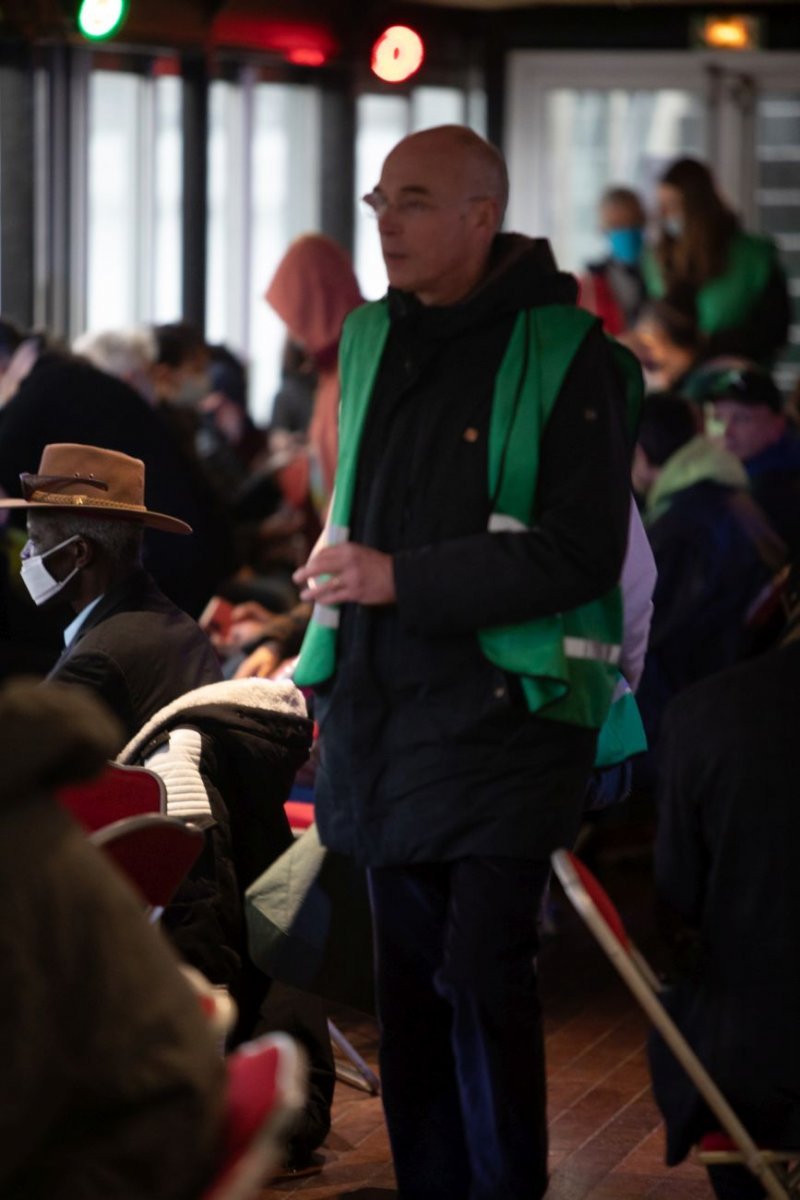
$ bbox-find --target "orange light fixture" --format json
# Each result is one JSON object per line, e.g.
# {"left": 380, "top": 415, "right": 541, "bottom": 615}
{"left": 371, "top": 25, "right": 425, "bottom": 84}
{"left": 701, "top": 15, "right": 756, "bottom": 50}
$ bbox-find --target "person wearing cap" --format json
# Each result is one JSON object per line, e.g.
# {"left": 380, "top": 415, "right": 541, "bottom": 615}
{"left": 711, "top": 366, "right": 800, "bottom": 557}
{"left": 632, "top": 392, "right": 785, "bottom": 771}
{"left": 0, "top": 442, "right": 222, "bottom": 749}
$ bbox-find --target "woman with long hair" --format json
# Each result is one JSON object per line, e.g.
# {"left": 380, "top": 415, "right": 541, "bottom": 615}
{"left": 643, "top": 157, "right": 790, "bottom": 366}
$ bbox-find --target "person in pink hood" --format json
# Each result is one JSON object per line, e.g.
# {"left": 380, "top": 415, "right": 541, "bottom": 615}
{"left": 265, "top": 235, "right": 363, "bottom": 508}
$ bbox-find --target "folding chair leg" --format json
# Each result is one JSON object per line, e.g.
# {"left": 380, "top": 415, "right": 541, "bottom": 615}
{"left": 327, "top": 1019, "right": 380, "bottom": 1095}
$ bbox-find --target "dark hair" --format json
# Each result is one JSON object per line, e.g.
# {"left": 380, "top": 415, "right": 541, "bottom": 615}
{"left": 642, "top": 285, "right": 702, "bottom": 352}
{"left": 657, "top": 157, "right": 739, "bottom": 287}
{"left": 600, "top": 186, "right": 646, "bottom": 225}
{"left": 0, "top": 317, "right": 26, "bottom": 361}
{"left": 208, "top": 343, "right": 248, "bottom": 410}
{"left": 152, "top": 322, "right": 207, "bottom": 368}
{"left": 44, "top": 513, "right": 144, "bottom": 570}
{"left": 637, "top": 392, "right": 700, "bottom": 467}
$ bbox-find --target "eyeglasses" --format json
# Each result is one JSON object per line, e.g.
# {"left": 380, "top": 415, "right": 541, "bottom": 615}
{"left": 361, "top": 191, "right": 489, "bottom": 220}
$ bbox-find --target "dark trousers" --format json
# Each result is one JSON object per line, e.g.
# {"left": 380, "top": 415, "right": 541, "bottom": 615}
{"left": 707, "top": 1165, "right": 766, "bottom": 1199}
{"left": 368, "top": 857, "right": 552, "bottom": 1200}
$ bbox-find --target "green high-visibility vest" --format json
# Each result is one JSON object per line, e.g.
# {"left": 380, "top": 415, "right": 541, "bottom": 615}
{"left": 642, "top": 231, "right": 776, "bottom": 336}
{"left": 294, "top": 300, "right": 646, "bottom": 767}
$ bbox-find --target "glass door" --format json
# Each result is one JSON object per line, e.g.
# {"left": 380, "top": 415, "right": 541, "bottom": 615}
{"left": 506, "top": 52, "right": 708, "bottom": 273}
{"left": 505, "top": 49, "right": 800, "bottom": 390}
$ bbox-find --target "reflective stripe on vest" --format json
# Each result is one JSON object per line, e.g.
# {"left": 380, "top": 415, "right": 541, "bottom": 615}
{"left": 313, "top": 602, "right": 340, "bottom": 630}
{"left": 488, "top": 512, "right": 529, "bottom": 533}
{"left": 563, "top": 636, "right": 622, "bottom": 666}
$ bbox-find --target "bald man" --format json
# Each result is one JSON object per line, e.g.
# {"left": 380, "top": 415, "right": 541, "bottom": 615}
{"left": 293, "top": 126, "right": 637, "bottom": 1199}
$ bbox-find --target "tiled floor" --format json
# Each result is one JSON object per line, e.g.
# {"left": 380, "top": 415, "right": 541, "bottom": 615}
{"left": 261, "top": 861, "right": 712, "bottom": 1199}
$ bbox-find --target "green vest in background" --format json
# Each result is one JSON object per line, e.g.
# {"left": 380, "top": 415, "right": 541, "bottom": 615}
{"left": 294, "top": 300, "right": 646, "bottom": 768}
{"left": 642, "top": 231, "right": 776, "bottom": 335}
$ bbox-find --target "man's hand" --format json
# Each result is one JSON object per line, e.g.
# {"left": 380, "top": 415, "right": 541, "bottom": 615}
{"left": 293, "top": 543, "right": 396, "bottom": 606}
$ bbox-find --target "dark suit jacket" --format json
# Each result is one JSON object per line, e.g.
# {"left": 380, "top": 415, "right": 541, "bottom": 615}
{"left": 48, "top": 569, "right": 223, "bottom": 750}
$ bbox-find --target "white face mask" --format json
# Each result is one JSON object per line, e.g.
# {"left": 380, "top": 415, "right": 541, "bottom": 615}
{"left": 20, "top": 534, "right": 81, "bottom": 606}
{"left": 173, "top": 371, "right": 211, "bottom": 408}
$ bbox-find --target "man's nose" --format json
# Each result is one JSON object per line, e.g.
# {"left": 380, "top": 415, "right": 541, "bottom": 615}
{"left": 377, "top": 206, "right": 401, "bottom": 235}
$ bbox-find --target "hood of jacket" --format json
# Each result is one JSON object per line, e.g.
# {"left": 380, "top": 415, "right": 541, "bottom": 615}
{"left": 265, "top": 234, "right": 364, "bottom": 359}
{"left": 116, "top": 679, "right": 312, "bottom": 845}
{"left": 117, "top": 678, "right": 310, "bottom": 763}
{"left": 386, "top": 232, "right": 579, "bottom": 342}
{"left": 646, "top": 434, "right": 749, "bottom": 524}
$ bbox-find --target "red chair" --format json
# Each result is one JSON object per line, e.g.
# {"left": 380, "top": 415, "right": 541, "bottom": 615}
{"left": 91, "top": 813, "right": 205, "bottom": 922}
{"left": 283, "top": 799, "right": 315, "bottom": 834}
{"left": 551, "top": 848, "right": 800, "bottom": 1200}
{"left": 202, "top": 1033, "right": 307, "bottom": 1200}
{"left": 58, "top": 762, "right": 165, "bottom": 833}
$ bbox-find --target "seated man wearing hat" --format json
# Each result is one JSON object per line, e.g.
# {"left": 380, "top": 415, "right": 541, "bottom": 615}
{"left": 2, "top": 443, "right": 342, "bottom": 1171}
{"left": 1, "top": 442, "right": 222, "bottom": 749}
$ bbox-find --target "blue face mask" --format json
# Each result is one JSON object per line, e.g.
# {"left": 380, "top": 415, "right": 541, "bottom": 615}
{"left": 607, "top": 227, "right": 643, "bottom": 266}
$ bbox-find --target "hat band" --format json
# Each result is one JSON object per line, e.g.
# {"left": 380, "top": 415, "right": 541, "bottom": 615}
{"left": 30, "top": 489, "right": 148, "bottom": 514}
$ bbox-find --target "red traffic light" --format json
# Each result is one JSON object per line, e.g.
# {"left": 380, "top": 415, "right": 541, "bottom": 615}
{"left": 371, "top": 25, "right": 425, "bottom": 84}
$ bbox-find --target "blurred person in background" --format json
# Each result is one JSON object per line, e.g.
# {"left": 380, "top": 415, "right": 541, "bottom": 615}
{"left": 73, "top": 327, "right": 158, "bottom": 406}
{"left": 643, "top": 157, "right": 790, "bottom": 365}
{"left": 270, "top": 338, "right": 317, "bottom": 436}
{"left": 0, "top": 316, "right": 25, "bottom": 396}
{"left": 0, "top": 678, "right": 224, "bottom": 1199}
{"left": 709, "top": 365, "right": 800, "bottom": 557}
{"left": 265, "top": 234, "right": 363, "bottom": 512}
{"left": 651, "top": 572, "right": 800, "bottom": 1199}
{"left": 202, "top": 344, "right": 269, "bottom": 476}
{"left": 634, "top": 287, "right": 706, "bottom": 393}
{"left": 632, "top": 392, "right": 785, "bottom": 766}
{"left": 580, "top": 186, "right": 647, "bottom": 336}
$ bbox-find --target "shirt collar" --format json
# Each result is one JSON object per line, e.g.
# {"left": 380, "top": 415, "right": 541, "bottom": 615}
{"left": 63, "top": 594, "right": 104, "bottom": 647}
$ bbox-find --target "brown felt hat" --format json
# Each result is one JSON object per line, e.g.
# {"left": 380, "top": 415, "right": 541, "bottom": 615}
{"left": 0, "top": 443, "right": 191, "bottom": 535}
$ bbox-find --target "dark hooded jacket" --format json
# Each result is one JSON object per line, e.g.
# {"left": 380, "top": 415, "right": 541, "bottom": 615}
{"left": 313, "top": 233, "right": 632, "bottom": 866}
{"left": 118, "top": 679, "right": 313, "bottom": 1038}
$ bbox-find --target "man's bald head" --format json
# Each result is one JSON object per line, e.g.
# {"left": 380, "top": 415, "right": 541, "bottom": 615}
{"left": 371, "top": 125, "right": 509, "bottom": 305}
{"left": 387, "top": 126, "right": 508, "bottom": 230}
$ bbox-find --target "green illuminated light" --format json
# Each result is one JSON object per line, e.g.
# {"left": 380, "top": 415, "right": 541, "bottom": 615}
{"left": 77, "top": 0, "right": 128, "bottom": 40}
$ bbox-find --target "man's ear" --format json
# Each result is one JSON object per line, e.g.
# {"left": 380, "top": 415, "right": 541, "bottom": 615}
{"left": 473, "top": 196, "right": 501, "bottom": 237}
{"left": 73, "top": 536, "right": 94, "bottom": 570}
